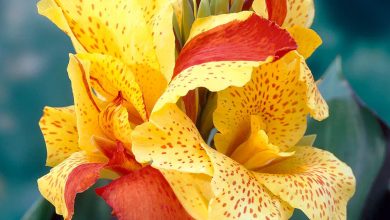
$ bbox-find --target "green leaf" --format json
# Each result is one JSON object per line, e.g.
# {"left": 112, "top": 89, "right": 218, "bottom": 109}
{"left": 296, "top": 134, "right": 317, "bottom": 146}
{"left": 292, "top": 57, "right": 387, "bottom": 220}
{"left": 72, "top": 180, "right": 112, "bottom": 220}
{"left": 214, "top": 0, "right": 229, "bottom": 15}
{"left": 182, "top": 0, "right": 196, "bottom": 42}
{"left": 197, "top": 0, "right": 211, "bottom": 18}
{"left": 22, "top": 197, "right": 56, "bottom": 220}
{"left": 230, "top": 0, "right": 245, "bottom": 13}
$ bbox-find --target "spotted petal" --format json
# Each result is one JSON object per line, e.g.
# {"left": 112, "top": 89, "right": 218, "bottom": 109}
{"left": 37, "top": 0, "right": 175, "bottom": 81}
{"left": 39, "top": 106, "right": 80, "bottom": 167}
{"left": 132, "top": 104, "right": 213, "bottom": 175}
{"left": 37, "top": 152, "right": 105, "bottom": 219}
{"left": 67, "top": 55, "right": 105, "bottom": 152}
{"left": 203, "top": 146, "right": 294, "bottom": 220}
{"left": 253, "top": 0, "right": 315, "bottom": 28}
{"left": 255, "top": 146, "right": 356, "bottom": 220}
{"left": 214, "top": 51, "right": 327, "bottom": 155}
{"left": 153, "top": 12, "right": 297, "bottom": 112}
{"left": 75, "top": 53, "right": 147, "bottom": 121}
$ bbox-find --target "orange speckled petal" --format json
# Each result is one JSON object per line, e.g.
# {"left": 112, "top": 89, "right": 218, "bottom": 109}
{"left": 67, "top": 55, "right": 105, "bottom": 152}
{"left": 37, "top": 0, "right": 175, "bottom": 81}
{"left": 98, "top": 102, "right": 133, "bottom": 145}
{"left": 132, "top": 104, "right": 213, "bottom": 175}
{"left": 39, "top": 106, "right": 80, "bottom": 167}
{"left": 75, "top": 53, "right": 147, "bottom": 121}
{"left": 214, "top": 51, "right": 326, "bottom": 154}
{"left": 161, "top": 169, "right": 212, "bottom": 220}
{"left": 283, "top": 0, "right": 315, "bottom": 28}
{"left": 253, "top": 0, "right": 315, "bottom": 28}
{"left": 37, "top": 152, "right": 105, "bottom": 220}
{"left": 202, "top": 145, "right": 294, "bottom": 220}
{"left": 255, "top": 146, "right": 356, "bottom": 220}
{"left": 288, "top": 26, "right": 322, "bottom": 59}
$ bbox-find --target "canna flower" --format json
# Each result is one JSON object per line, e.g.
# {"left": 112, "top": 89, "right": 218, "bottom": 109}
{"left": 37, "top": 1, "right": 300, "bottom": 219}
{"left": 130, "top": 7, "right": 355, "bottom": 220}
{"left": 132, "top": 51, "right": 356, "bottom": 219}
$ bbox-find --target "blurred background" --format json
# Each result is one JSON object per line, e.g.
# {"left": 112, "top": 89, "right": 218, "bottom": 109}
{"left": 0, "top": 0, "right": 389, "bottom": 219}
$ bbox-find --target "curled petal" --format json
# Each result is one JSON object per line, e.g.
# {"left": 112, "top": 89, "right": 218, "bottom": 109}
{"left": 38, "top": 152, "right": 105, "bottom": 219}
{"left": 39, "top": 106, "right": 80, "bottom": 167}
{"left": 287, "top": 26, "right": 322, "bottom": 59}
{"left": 96, "top": 166, "right": 193, "bottom": 220}
{"left": 67, "top": 55, "right": 105, "bottom": 152}
{"left": 154, "top": 12, "right": 297, "bottom": 112}
{"left": 255, "top": 146, "right": 356, "bottom": 220}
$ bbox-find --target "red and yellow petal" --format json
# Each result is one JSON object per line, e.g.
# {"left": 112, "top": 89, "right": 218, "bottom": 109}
{"left": 154, "top": 12, "right": 297, "bottom": 112}
{"left": 253, "top": 0, "right": 315, "bottom": 28}
{"left": 132, "top": 104, "right": 213, "bottom": 175}
{"left": 96, "top": 166, "right": 192, "bottom": 220}
{"left": 39, "top": 106, "right": 80, "bottom": 167}
{"left": 255, "top": 146, "right": 356, "bottom": 220}
{"left": 37, "top": 152, "right": 105, "bottom": 219}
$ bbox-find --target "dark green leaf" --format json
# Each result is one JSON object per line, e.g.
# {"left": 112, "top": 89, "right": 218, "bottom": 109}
{"left": 293, "top": 58, "right": 387, "bottom": 220}
{"left": 22, "top": 197, "right": 56, "bottom": 220}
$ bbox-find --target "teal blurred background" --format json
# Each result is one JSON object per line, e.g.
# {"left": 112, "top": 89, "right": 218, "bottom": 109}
{"left": 0, "top": 0, "right": 389, "bottom": 219}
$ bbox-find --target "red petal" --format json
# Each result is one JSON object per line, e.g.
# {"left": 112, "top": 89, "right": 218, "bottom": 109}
{"left": 65, "top": 163, "right": 105, "bottom": 219}
{"left": 173, "top": 13, "right": 297, "bottom": 78}
{"left": 266, "top": 0, "right": 288, "bottom": 26}
{"left": 96, "top": 166, "right": 193, "bottom": 220}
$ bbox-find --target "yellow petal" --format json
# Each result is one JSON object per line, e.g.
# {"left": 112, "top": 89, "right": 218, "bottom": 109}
{"left": 187, "top": 11, "right": 253, "bottom": 42}
{"left": 255, "top": 146, "right": 356, "bottom": 220}
{"left": 136, "top": 0, "right": 176, "bottom": 81}
{"left": 37, "top": 0, "right": 86, "bottom": 53}
{"left": 153, "top": 60, "right": 266, "bottom": 113}
{"left": 203, "top": 145, "right": 294, "bottom": 219}
{"left": 288, "top": 26, "right": 322, "bottom": 59}
{"left": 38, "top": 151, "right": 105, "bottom": 219}
{"left": 67, "top": 55, "right": 105, "bottom": 152}
{"left": 253, "top": 0, "right": 315, "bottom": 28}
{"left": 214, "top": 51, "right": 326, "bottom": 155}
{"left": 75, "top": 53, "right": 147, "bottom": 121}
{"left": 132, "top": 104, "right": 213, "bottom": 175}
{"left": 39, "top": 106, "right": 80, "bottom": 167}
{"left": 37, "top": 0, "right": 175, "bottom": 81}
{"left": 162, "top": 169, "right": 211, "bottom": 220}
{"left": 284, "top": 0, "right": 315, "bottom": 28}
{"left": 98, "top": 102, "right": 133, "bottom": 145}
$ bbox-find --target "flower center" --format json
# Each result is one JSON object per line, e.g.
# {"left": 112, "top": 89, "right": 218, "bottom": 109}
{"left": 230, "top": 115, "right": 294, "bottom": 170}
